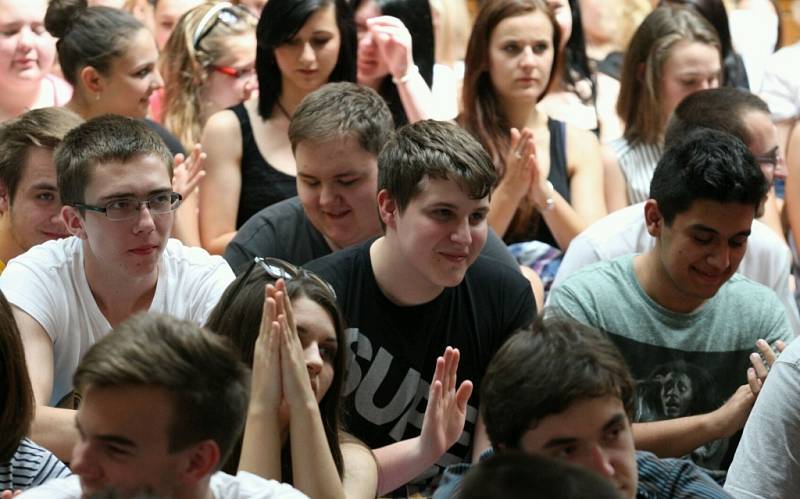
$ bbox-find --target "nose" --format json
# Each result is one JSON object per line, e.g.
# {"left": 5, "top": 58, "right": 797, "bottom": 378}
{"left": 519, "top": 45, "right": 536, "bottom": 68}
{"left": 774, "top": 156, "right": 788, "bottom": 181}
{"left": 299, "top": 41, "right": 315, "bottom": 64}
{"left": 50, "top": 208, "right": 67, "bottom": 231}
{"left": 71, "top": 440, "right": 101, "bottom": 481}
{"left": 585, "top": 445, "right": 615, "bottom": 479}
{"left": 132, "top": 203, "right": 157, "bottom": 234}
{"left": 318, "top": 183, "right": 337, "bottom": 209}
{"left": 707, "top": 243, "right": 730, "bottom": 271}
{"left": 17, "top": 26, "right": 35, "bottom": 51}
{"left": 450, "top": 218, "right": 472, "bottom": 245}
{"left": 305, "top": 343, "right": 323, "bottom": 377}
{"left": 151, "top": 67, "right": 165, "bottom": 90}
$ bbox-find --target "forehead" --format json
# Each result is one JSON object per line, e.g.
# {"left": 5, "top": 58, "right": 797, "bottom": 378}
{"left": 491, "top": 11, "right": 553, "bottom": 42}
{"left": 78, "top": 385, "right": 173, "bottom": 446}
{"left": 295, "top": 136, "right": 377, "bottom": 177}
{"left": 155, "top": 0, "right": 203, "bottom": 17}
{"left": 355, "top": 0, "right": 381, "bottom": 21}
{"left": 663, "top": 40, "right": 720, "bottom": 72}
{"left": 115, "top": 28, "right": 158, "bottom": 65}
{"left": 292, "top": 296, "right": 337, "bottom": 342}
{"left": 297, "top": 3, "right": 339, "bottom": 36}
{"left": 84, "top": 154, "right": 172, "bottom": 200}
{"left": 670, "top": 199, "right": 755, "bottom": 234}
{"left": 743, "top": 110, "right": 777, "bottom": 155}
{"left": 18, "top": 147, "right": 56, "bottom": 187}
{"left": 410, "top": 176, "right": 489, "bottom": 208}
{"left": 0, "top": 0, "right": 46, "bottom": 21}
{"left": 521, "top": 396, "right": 627, "bottom": 449}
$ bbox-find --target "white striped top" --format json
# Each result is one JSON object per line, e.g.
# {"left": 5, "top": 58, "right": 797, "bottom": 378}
{"left": 0, "top": 438, "right": 70, "bottom": 491}
{"left": 610, "top": 137, "right": 664, "bottom": 205}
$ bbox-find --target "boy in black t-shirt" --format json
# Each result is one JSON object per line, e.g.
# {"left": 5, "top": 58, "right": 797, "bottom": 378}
{"left": 305, "top": 120, "right": 536, "bottom": 495}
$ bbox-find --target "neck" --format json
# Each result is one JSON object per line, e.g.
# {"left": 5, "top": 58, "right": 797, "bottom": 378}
{"left": 66, "top": 92, "right": 99, "bottom": 120}
{"left": 83, "top": 242, "right": 160, "bottom": 327}
{"left": 501, "top": 97, "right": 544, "bottom": 131}
{"left": 358, "top": 74, "right": 382, "bottom": 92}
{"left": 276, "top": 84, "right": 310, "bottom": 119}
{"left": 369, "top": 236, "right": 444, "bottom": 306}
{"left": 634, "top": 251, "right": 705, "bottom": 314}
{"left": 0, "top": 215, "right": 25, "bottom": 265}
{"left": 0, "top": 80, "right": 41, "bottom": 121}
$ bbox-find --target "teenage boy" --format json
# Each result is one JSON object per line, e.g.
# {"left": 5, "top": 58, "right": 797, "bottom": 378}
{"left": 0, "top": 115, "right": 234, "bottom": 460}
{"left": 549, "top": 128, "right": 793, "bottom": 470}
{"left": 19, "top": 313, "right": 306, "bottom": 499}
{"left": 0, "top": 107, "right": 83, "bottom": 270}
{"left": 432, "top": 316, "right": 728, "bottom": 499}
{"left": 552, "top": 88, "right": 799, "bottom": 331}
{"left": 224, "top": 82, "right": 519, "bottom": 272}
{"left": 305, "top": 120, "right": 536, "bottom": 494}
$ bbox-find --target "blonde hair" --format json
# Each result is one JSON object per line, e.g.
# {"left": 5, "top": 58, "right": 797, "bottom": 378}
{"left": 160, "top": 2, "right": 256, "bottom": 149}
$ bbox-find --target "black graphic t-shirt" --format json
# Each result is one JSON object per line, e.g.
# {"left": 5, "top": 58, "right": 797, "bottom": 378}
{"left": 305, "top": 239, "right": 535, "bottom": 494}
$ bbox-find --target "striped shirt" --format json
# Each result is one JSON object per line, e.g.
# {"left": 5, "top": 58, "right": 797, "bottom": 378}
{"left": 0, "top": 439, "right": 70, "bottom": 491}
{"left": 610, "top": 138, "right": 664, "bottom": 205}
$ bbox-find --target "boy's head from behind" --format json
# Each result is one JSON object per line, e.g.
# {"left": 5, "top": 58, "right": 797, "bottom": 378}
{"left": 481, "top": 315, "right": 638, "bottom": 499}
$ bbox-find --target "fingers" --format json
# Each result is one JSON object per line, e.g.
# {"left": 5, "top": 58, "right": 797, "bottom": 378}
{"left": 755, "top": 338, "right": 780, "bottom": 366}
{"left": 455, "top": 380, "right": 473, "bottom": 410}
{"left": 747, "top": 367, "right": 762, "bottom": 396}
{"left": 749, "top": 351, "right": 769, "bottom": 386}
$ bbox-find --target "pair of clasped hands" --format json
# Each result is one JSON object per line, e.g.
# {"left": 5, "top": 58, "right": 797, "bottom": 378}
{"left": 504, "top": 128, "right": 552, "bottom": 210}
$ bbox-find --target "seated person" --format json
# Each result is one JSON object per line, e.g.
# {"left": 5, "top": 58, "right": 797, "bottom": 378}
{"left": 0, "top": 290, "right": 69, "bottom": 493}
{"left": 725, "top": 329, "right": 800, "bottom": 498}
{"left": 549, "top": 128, "right": 793, "bottom": 470}
{"left": 553, "top": 88, "right": 799, "bottom": 332}
{"left": 18, "top": 312, "right": 306, "bottom": 499}
{"left": 0, "top": 115, "right": 235, "bottom": 461}
{"left": 454, "top": 451, "right": 622, "bottom": 499}
{"left": 0, "top": 107, "right": 83, "bottom": 270}
{"left": 305, "top": 120, "right": 536, "bottom": 495}
{"left": 223, "top": 82, "right": 518, "bottom": 273}
{"left": 434, "top": 315, "right": 730, "bottom": 499}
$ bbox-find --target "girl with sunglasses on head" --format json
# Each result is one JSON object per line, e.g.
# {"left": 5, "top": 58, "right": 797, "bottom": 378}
{"left": 44, "top": 0, "right": 206, "bottom": 245}
{"left": 207, "top": 259, "right": 472, "bottom": 497}
{"left": 199, "top": 0, "right": 357, "bottom": 255}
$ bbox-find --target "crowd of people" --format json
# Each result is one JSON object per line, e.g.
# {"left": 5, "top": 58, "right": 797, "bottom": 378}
{"left": 0, "top": 0, "right": 799, "bottom": 497}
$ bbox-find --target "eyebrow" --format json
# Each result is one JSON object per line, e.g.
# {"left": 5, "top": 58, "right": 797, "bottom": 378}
{"left": 75, "top": 418, "right": 137, "bottom": 448}
{"left": 297, "top": 327, "right": 338, "bottom": 343}
{"left": 28, "top": 182, "right": 57, "bottom": 191}
{"left": 97, "top": 188, "right": 172, "bottom": 202}
{"left": 541, "top": 413, "right": 628, "bottom": 448}
{"left": 688, "top": 224, "right": 750, "bottom": 238}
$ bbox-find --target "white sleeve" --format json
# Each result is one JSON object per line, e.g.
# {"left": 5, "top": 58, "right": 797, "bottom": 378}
{"left": 725, "top": 347, "right": 800, "bottom": 498}
{"left": 0, "top": 258, "right": 63, "bottom": 342}
{"left": 759, "top": 48, "right": 800, "bottom": 121}
{"left": 187, "top": 257, "right": 235, "bottom": 324}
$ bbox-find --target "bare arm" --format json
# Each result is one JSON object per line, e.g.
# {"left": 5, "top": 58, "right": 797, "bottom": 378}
{"left": 13, "top": 306, "right": 78, "bottom": 461}
{"left": 784, "top": 123, "right": 800, "bottom": 252}
{"left": 532, "top": 126, "right": 606, "bottom": 250}
{"left": 199, "top": 109, "right": 243, "bottom": 254}
{"left": 341, "top": 439, "right": 379, "bottom": 499}
{"left": 632, "top": 384, "right": 755, "bottom": 457}
{"left": 602, "top": 144, "right": 628, "bottom": 212}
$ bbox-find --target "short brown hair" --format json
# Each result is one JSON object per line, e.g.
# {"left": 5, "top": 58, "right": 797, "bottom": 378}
{"left": 481, "top": 314, "right": 635, "bottom": 449}
{"left": 56, "top": 115, "right": 174, "bottom": 206}
{"left": 0, "top": 107, "right": 83, "bottom": 204}
{"left": 0, "top": 291, "right": 34, "bottom": 462}
{"left": 74, "top": 313, "right": 249, "bottom": 469}
{"left": 378, "top": 120, "right": 497, "bottom": 213}
{"left": 617, "top": 5, "right": 720, "bottom": 146}
{"left": 289, "top": 82, "right": 394, "bottom": 156}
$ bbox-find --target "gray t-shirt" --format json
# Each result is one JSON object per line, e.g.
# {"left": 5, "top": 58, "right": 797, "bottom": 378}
{"left": 725, "top": 336, "right": 800, "bottom": 498}
{"left": 549, "top": 254, "right": 793, "bottom": 469}
{"left": 223, "top": 196, "right": 519, "bottom": 273}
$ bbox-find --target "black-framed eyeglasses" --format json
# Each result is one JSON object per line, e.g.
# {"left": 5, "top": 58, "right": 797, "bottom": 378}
{"left": 74, "top": 192, "right": 182, "bottom": 221}
{"left": 254, "top": 257, "right": 337, "bottom": 299}
{"left": 753, "top": 147, "right": 783, "bottom": 173}
{"left": 192, "top": 2, "right": 256, "bottom": 51}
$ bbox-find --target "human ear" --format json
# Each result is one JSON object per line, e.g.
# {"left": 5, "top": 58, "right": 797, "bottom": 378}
{"left": 178, "top": 440, "right": 220, "bottom": 486}
{"left": 0, "top": 182, "right": 10, "bottom": 214}
{"left": 79, "top": 66, "right": 105, "bottom": 96}
{"left": 377, "top": 189, "right": 398, "bottom": 229}
{"left": 643, "top": 200, "right": 662, "bottom": 237}
{"left": 62, "top": 205, "right": 88, "bottom": 239}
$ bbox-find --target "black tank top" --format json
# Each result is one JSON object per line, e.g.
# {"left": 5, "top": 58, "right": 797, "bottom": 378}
{"left": 231, "top": 103, "right": 298, "bottom": 228}
{"left": 504, "top": 118, "right": 570, "bottom": 248}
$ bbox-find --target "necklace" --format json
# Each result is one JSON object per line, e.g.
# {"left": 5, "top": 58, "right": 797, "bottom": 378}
{"left": 275, "top": 99, "right": 291, "bottom": 120}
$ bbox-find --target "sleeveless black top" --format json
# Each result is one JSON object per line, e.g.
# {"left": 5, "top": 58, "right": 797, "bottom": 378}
{"left": 231, "top": 103, "right": 298, "bottom": 228}
{"left": 504, "top": 118, "right": 570, "bottom": 248}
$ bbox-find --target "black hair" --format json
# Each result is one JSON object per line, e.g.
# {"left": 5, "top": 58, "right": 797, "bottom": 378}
{"left": 650, "top": 127, "right": 768, "bottom": 225}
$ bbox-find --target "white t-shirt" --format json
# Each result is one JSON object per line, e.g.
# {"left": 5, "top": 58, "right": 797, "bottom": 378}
{"left": 18, "top": 472, "right": 309, "bottom": 498}
{"left": 551, "top": 202, "right": 800, "bottom": 333}
{"left": 0, "top": 237, "right": 235, "bottom": 406}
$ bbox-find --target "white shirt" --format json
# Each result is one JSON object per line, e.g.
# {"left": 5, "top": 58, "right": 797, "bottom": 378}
{"left": 0, "top": 237, "right": 234, "bottom": 406}
{"left": 551, "top": 203, "right": 800, "bottom": 333}
{"left": 18, "top": 472, "right": 309, "bottom": 498}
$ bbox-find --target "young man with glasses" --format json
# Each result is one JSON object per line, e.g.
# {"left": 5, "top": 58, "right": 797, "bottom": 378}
{"left": 0, "top": 115, "right": 234, "bottom": 461}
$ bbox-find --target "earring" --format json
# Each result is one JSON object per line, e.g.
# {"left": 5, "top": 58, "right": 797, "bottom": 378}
{"left": 95, "top": 92, "right": 101, "bottom": 101}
